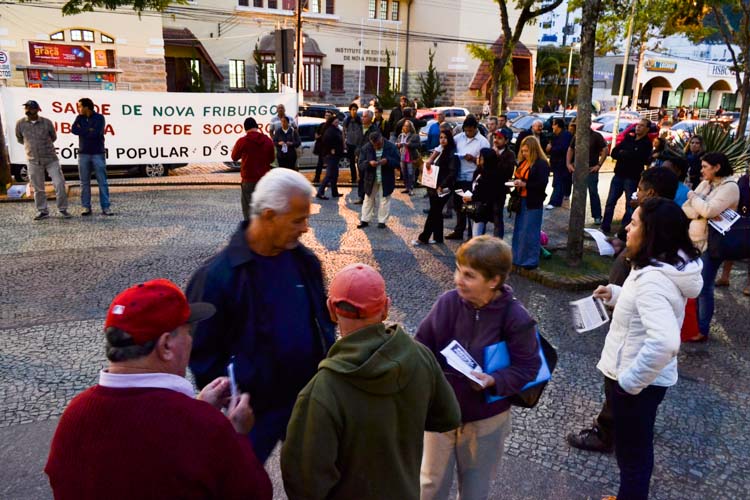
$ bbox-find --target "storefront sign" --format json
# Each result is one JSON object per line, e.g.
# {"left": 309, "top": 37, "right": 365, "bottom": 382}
{"left": 1, "top": 87, "right": 298, "bottom": 165}
{"left": 28, "top": 42, "right": 91, "bottom": 68}
{"left": 709, "top": 64, "right": 734, "bottom": 77}
{"left": 0, "top": 50, "right": 11, "bottom": 78}
{"left": 644, "top": 58, "right": 677, "bottom": 73}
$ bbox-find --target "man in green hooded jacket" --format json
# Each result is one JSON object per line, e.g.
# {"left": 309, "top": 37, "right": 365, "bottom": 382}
{"left": 281, "top": 263, "right": 461, "bottom": 500}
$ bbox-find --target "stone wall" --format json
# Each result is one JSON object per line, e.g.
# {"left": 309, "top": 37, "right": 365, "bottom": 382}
{"left": 117, "top": 57, "right": 167, "bottom": 92}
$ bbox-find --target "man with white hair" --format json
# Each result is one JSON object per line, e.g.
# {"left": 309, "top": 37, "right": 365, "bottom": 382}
{"left": 515, "top": 119, "right": 547, "bottom": 153}
{"left": 186, "top": 168, "right": 336, "bottom": 464}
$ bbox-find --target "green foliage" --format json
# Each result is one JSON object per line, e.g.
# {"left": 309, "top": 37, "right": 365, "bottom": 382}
{"left": 674, "top": 123, "right": 750, "bottom": 173}
{"left": 418, "top": 49, "right": 446, "bottom": 108}
{"left": 251, "top": 44, "right": 277, "bottom": 93}
{"left": 59, "top": 0, "right": 184, "bottom": 15}
{"left": 377, "top": 50, "right": 398, "bottom": 109}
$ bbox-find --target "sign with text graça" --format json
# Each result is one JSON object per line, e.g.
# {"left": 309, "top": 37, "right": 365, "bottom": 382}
{"left": 28, "top": 42, "right": 92, "bottom": 68}
{"left": 1, "top": 88, "right": 298, "bottom": 165}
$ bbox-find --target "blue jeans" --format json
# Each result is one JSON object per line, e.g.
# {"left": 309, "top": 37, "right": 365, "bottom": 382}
{"left": 587, "top": 171, "right": 602, "bottom": 220}
{"left": 697, "top": 251, "right": 723, "bottom": 336}
{"left": 608, "top": 378, "right": 667, "bottom": 500}
{"left": 548, "top": 166, "right": 572, "bottom": 206}
{"left": 512, "top": 199, "right": 544, "bottom": 268}
{"left": 601, "top": 174, "right": 637, "bottom": 232}
{"left": 78, "top": 153, "right": 110, "bottom": 210}
{"left": 401, "top": 161, "right": 414, "bottom": 192}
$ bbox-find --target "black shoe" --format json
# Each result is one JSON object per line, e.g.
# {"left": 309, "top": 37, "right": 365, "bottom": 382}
{"left": 423, "top": 209, "right": 430, "bottom": 214}
{"left": 377, "top": 223, "right": 386, "bottom": 228}
{"left": 59, "top": 210, "right": 72, "bottom": 219}
{"left": 442, "top": 212, "right": 453, "bottom": 219}
{"left": 33, "top": 211, "right": 49, "bottom": 221}
{"left": 445, "top": 232, "right": 463, "bottom": 240}
{"left": 566, "top": 428, "right": 613, "bottom": 453}
{"left": 81, "top": 208, "right": 92, "bottom": 216}
{"left": 357, "top": 221, "right": 369, "bottom": 229}
{"left": 401, "top": 189, "right": 410, "bottom": 194}
{"left": 332, "top": 193, "right": 343, "bottom": 198}
{"left": 316, "top": 195, "right": 329, "bottom": 200}
{"left": 101, "top": 209, "right": 114, "bottom": 216}
{"left": 353, "top": 199, "right": 364, "bottom": 205}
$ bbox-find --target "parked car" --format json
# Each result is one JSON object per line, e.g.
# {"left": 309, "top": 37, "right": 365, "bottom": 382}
{"left": 224, "top": 117, "right": 349, "bottom": 172}
{"left": 504, "top": 110, "right": 529, "bottom": 121}
{"left": 664, "top": 119, "right": 706, "bottom": 143}
{"left": 418, "top": 119, "right": 460, "bottom": 149}
{"left": 509, "top": 113, "right": 552, "bottom": 135}
{"left": 596, "top": 119, "right": 637, "bottom": 148}
{"left": 11, "top": 161, "right": 187, "bottom": 182}
{"left": 432, "top": 106, "right": 472, "bottom": 121}
{"left": 298, "top": 102, "right": 340, "bottom": 119}
{"left": 614, "top": 120, "right": 660, "bottom": 148}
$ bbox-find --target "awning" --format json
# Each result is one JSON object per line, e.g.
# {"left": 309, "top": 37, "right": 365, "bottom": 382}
{"left": 469, "top": 38, "right": 532, "bottom": 91}
{"left": 256, "top": 33, "right": 326, "bottom": 58}
{"left": 163, "top": 27, "right": 224, "bottom": 81}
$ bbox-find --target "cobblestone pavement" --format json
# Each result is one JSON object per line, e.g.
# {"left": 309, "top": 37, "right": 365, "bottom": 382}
{"left": 1, "top": 182, "right": 748, "bottom": 500}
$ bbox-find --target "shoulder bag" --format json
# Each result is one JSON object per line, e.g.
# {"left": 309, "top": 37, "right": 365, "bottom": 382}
{"left": 483, "top": 300, "right": 558, "bottom": 409}
{"left": 707, "top": 177, "right": 750, "bottom": 261}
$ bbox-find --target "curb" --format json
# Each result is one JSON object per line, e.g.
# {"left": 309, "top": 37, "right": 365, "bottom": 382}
{"left": 513, "top": 265, "right": 608, "bottom": 291}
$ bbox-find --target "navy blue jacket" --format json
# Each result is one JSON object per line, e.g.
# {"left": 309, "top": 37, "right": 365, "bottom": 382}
{"left": 71, "top": 112, "right": 106, "bottom": 154}
{"left": 186, "top": 222, "right": 336, "bottom": 413}
{"left": 359, "top": 140, "right": 401, "bottom": 197}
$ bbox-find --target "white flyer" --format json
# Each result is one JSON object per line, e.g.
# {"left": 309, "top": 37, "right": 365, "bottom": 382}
{"left": 420, "top": 164, "right": 439, "bottom": 189}
{"left": 584, "top": 228, "right": 616, "bottom": 256}
{"left": 440, "top": 340, "right": 485, "bottom": 385}
{"left": 708, "top": 208, "right": 740, "bottom": 235}
{"left": 570, "top": 295, "right": 610, "bottom": 333}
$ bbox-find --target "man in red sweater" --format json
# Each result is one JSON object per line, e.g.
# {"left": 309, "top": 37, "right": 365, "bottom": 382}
{"left": 45, "top": 279, "right": 272, "bottom": 500}
{"left": 232, "top": 117, "right": 275, "bottom": 220}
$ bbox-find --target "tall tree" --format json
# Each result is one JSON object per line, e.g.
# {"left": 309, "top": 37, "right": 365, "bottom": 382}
{"left": 566, "top": 0, "right": 604, "bottom": 266}
{"left": 418, "top": 49, "right": 446, "bottom": 108}
{"left": 487, "top": 0, "right": 565, "bottom": 114}
{"left": 61, "top": 0, "right": 181, "bottom": 15}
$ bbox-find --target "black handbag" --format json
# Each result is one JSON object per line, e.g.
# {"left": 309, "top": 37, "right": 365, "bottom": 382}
{"left": 707, "top": 175, "right": 750, "bottom": 261}
{"left": 461, "top": 201, "right": 484, "bottom": 218}
{"left": 508, "top": 332, "right": 558, "bottom": 408}
{"left": 507, "top": 189, "right": 522, "bottom": 215}
{"left": 707, "top": 217, "right": 750, "bottom": 261}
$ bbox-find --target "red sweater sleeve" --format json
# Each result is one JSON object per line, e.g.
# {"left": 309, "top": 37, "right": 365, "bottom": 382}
{"left": 232, "top": 136, "right": 245, "bottom": 161}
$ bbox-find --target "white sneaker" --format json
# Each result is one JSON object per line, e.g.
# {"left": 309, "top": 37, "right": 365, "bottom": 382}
{"left": 544, "top": 204, "right": 556, "bottom": 210}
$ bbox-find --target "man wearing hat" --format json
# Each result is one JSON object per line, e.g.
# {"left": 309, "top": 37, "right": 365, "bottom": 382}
{"left": 45, "top": 279, "right": 272, "bottom": 500}
{"left": 15, "top": 100, "right": 70, "bottom": 220}
{"left": 492, "top": 127, "right": 516, "bottom": 238}
{"left": 281, "top": 263, "right": 460, "bottom": 500}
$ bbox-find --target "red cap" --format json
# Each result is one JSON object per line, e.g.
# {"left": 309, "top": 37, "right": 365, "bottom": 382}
{"left": 328, "top": 263, "right": 387, "bottom": 319}
{"left": 105, "top": 279, "right": 215, "bottom": 345}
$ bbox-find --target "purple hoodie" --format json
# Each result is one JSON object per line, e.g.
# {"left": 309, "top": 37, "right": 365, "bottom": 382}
{"left": 415, "top": 286, "right": 541, "bottom": 422}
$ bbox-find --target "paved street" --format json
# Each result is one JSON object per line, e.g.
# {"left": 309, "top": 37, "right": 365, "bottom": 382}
{"left": 1, "top": 178, "right": 748, "bottom": 500}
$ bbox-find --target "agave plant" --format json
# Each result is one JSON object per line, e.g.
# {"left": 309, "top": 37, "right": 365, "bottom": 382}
{"left": 674, "top": 123, "right": 750, "bottom": 174}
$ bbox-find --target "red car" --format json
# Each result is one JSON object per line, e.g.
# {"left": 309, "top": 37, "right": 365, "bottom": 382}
{"left": 614, "top": 121, "right": 660, "bottom": 148}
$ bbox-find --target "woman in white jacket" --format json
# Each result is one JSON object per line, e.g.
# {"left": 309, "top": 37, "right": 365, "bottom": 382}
{"left": 593, "top": 197, "right": 703, "bottom": 500}
{"left": 681, "top": 152, "right": 740, "bottom": 341}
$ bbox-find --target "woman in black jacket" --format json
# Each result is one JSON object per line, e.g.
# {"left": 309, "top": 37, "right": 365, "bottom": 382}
{"left": 316, "top": 115, "right": 344, "bottom": 200}
{"left": 511, "top": 136, "right": 550, "bottom": 269}
{"left": 465, "top": 148, "right": 503, "bottom": 237}
{"left": 414, "top": 130, "right": 458, "bottom": 244}
{"left": 273, "top": 115, "right": 301, "bottom": 170}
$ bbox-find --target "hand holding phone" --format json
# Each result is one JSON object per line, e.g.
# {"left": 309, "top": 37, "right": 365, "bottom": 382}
{"left": 227, "top": 359, "right": 239, "bottom": 404}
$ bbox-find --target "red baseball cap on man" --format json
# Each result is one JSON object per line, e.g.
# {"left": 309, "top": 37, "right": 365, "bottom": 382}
{"left": 105, "top": 279, "right": 215, "bottom": 344}
{"left": 328, "top": 263, "right": 388, "bottom": 319}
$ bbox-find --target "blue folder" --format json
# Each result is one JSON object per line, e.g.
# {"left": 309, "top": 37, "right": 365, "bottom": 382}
{"left": 483, "top": 330, "right": 551, "bottom": 404}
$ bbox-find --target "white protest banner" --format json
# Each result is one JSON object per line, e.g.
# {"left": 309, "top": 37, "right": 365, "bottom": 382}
{"left": 0, "top": 87, "right": 297, "bottom": 165}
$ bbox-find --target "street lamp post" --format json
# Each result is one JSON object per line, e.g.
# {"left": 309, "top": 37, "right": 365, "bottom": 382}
{"left": 563, "top": 44, "right": 575, "bottom": 119}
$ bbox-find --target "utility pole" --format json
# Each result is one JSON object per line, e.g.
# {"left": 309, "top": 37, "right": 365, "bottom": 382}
{"left": 611, "top": 0, "right": 637, "bottom": 152}
{"left": 296, "top": 0, "right": 303, "bottom": 101}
